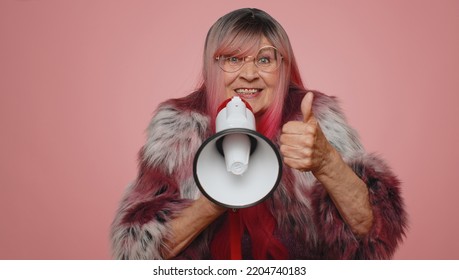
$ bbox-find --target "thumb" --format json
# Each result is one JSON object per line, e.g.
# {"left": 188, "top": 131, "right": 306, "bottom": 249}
{"left": 301, "top": 92, "right": 314, "bottom": 123}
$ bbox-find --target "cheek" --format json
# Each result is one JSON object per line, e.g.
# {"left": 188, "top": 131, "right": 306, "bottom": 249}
{"left": 261, "top": 74, "right": 279, "bottom": 110}
{"left": 260, "top": 73, "right": 279, "bottom": 96}
{"left": 224, "top": 74, "right": 237, "bottom": 96}
{"left": 223, "top": 73, "right": 237, "bottom": 87}
{"left": 263, "top": 72, "right": 279, "bottom": 88}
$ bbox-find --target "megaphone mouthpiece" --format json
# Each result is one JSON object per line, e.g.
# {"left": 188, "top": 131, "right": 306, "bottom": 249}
{"left": 216, "top": 97, "right": 256, "bottom": 132}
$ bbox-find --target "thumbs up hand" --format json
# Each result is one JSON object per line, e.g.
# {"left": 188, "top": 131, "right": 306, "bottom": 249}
{"left": 280, "top": 92, "right": 335, "bottom": 174}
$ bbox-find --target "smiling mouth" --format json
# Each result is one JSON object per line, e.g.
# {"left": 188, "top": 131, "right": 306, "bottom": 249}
{"left": 235, "top": 88, "right": 262, "bottom": 96}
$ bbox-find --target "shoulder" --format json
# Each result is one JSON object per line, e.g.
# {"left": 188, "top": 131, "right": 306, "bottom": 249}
{"left": 147, "top": 90, "right": 210, "bottom": 138}
{"left": 283, "top": 85, "right": 342, "bottom": 122}
{"left": 141, "top": 91, "right": 211, "bottom": 172}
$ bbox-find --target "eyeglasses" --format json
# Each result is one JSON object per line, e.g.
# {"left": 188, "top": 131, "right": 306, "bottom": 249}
{"left": 215, "top": 46, "right": 282, "bottom": 73}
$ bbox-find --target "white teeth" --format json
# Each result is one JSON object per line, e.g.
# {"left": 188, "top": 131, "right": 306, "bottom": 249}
{"left": 235, "top": 89, "right": 259, "bottom": 94}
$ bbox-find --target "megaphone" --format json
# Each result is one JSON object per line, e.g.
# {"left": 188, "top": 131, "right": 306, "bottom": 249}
{"left": 193, "top": 96, "right": 282, "bottom": 208}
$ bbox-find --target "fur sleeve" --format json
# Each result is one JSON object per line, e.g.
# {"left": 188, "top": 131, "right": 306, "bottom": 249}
{"left": 110, "top": 102, "right": 210, "bottom": 259}
{"left": 311, "top": 153, "right": 407, "bottom": 259}
{"left": 311, "top": 93, "right": 408, "bottom": 259}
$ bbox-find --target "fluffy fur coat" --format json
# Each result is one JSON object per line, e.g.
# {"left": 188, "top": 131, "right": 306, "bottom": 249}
{"left": 110, "top": 88, "right": 407, "bottom": 259}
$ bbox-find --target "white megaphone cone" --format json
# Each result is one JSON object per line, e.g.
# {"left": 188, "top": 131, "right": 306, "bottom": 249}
{"left": 193, "top": 96, "right": 282, "bottom": 208}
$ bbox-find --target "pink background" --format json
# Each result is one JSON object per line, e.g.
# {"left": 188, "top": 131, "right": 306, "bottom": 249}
{"left": 1, "top": 0, "right": 458, "bottom": 259}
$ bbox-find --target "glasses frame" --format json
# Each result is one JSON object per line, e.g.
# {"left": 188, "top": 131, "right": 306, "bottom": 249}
{"left": 215, "top": 46, "right": 283, "bottom": 73}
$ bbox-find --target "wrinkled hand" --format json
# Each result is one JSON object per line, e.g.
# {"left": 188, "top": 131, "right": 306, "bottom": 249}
{"left": 280, "top": 92, "right": 335, "bottom": 174}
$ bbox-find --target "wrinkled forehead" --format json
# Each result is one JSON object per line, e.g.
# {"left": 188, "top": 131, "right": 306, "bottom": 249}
{"left": 215, "top": 31, "right": 272, "bottom": 56}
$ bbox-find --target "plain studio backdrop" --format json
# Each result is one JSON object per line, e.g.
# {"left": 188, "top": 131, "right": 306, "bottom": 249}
{"left": 1, "top": 0, "right": 458, "bottom": 259}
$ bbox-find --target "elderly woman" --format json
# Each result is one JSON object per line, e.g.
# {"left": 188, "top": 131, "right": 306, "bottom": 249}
{"left": 111, "top": 8, "right": 407, "bottom": 259}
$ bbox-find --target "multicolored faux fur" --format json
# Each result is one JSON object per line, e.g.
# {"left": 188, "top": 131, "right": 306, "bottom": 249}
{"left": 110, "top": 89, "right": 407, "bottom": 259}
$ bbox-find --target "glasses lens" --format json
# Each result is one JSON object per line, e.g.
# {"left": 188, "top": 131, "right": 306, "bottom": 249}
{"left": 218, "top": 56, "right": 243, "bottom": 72}
{"left": 255, "top": 47, "right": 280, "bottom": 72}
{"left": 216, "top": 47, "right": 281, "bottom": 73}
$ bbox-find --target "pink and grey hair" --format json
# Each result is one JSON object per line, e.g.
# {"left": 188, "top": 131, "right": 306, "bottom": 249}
{"left": 199, "top": 8, "right": 305, "bottom": 139}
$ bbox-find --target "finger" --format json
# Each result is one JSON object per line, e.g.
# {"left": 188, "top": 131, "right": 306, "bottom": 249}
{"left": 280, "top": 134, "right": 314, "bottom": 148}
{"left": 280, "top": 144, "right": 313, "bottom": 159}
{"left": 282, "top": 123, "right": 317, "bottom": 141}
{"left": 282, "top": 121, "right": 308, "bottom": 134}
{"left": 301, "top": 92, "right": 314, "bottom": 123}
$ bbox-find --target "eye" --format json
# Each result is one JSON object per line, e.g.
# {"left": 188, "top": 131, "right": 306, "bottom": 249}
{"left": 258, "top": 56, "right": 271, "bottom": 65}
{"left": 226, "top": 56, "right": 242, "bottom": 65}
{"left": 256, "top": 48, "right": 277, "bottom": 66}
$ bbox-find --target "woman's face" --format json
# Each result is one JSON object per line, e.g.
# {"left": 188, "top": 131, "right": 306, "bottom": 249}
{"left": 223, "top": 37, "right": 280, "bottom": 116}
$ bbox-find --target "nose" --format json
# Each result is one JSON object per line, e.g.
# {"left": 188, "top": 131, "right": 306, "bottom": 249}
{"left": 238, "top": 58, "right": 259, "bottom": 81}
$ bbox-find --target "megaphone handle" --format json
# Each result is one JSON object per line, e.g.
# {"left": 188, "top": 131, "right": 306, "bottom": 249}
{"left": 229, "top": 209, "right": 242, "bottom": 260}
